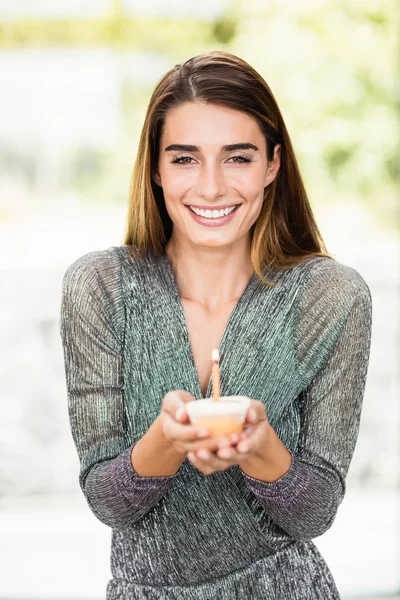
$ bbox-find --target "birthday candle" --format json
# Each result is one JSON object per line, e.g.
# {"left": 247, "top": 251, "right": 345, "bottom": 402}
{"left": 211, "top": 348, "right": 220, "bottom": 401}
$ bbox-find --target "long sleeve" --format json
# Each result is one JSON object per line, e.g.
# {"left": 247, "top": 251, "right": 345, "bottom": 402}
{"left": 59, "top": 249, "right": 179, "bottom": 530}
{"left": 242, "top": 260, "right": 372, "bottom": 541}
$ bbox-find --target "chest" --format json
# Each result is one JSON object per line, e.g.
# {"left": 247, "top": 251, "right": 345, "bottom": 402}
{"left": 123, "top": 267, "right": 304, "bottom": 441}
{"left": 181, "top": 299, "right": 237, "bottom": 398}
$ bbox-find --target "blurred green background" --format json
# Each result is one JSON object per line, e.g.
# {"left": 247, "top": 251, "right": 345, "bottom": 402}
{"left": 0, "top": 2, "right": 399, "bottom": 599}
{"left": 0, "top": 0, "right": 398, "bottom": 231}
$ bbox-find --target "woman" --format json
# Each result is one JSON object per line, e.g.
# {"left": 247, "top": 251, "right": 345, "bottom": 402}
{"left": 60, "top": 51, "right": 372, "bottom": 599}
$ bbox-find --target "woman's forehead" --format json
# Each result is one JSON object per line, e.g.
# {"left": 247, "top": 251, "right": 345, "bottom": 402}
{"left": 161, "top": 102, "right": 264, "bottom": 147}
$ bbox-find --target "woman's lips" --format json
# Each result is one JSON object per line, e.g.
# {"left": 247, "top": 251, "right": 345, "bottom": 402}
{"left": 185, "top": 205, "right": 240, "bottom": 227}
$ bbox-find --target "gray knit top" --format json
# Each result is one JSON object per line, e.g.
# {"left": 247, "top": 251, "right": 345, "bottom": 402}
{"left": 59, "top": 245, "right": 372, "bottom": 600}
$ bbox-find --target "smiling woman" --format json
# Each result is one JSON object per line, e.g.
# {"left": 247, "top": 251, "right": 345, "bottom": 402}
{"left": 124, "top": 51, "right": 329, "bottom": 283}
{"left": 60, "top": 51, "right": 372, "bottom": 600}
{"left": 152, "top": 103, "right": 279, "bottom": 247}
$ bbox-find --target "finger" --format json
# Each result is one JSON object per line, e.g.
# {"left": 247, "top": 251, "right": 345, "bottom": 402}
{"left": 175, "top": 407, "right": 190, "bottom": 424}
{"left": 237, "top": 425, "right": 257, "bottom": 440}
{"left": 213, "top": 433, "right": 239, "bottom": 449}
{"left": 196, "top": 447, "right": 246, "bottom": 469}
{"left": 218, "top": 432, "right": 240, "bottom": 446}
{"left": 216, "top": 444, "right": 250, "bottom": 461}
{"left": 188, "top": 452, "right": 215, "bottom": 475}
{"left": 236, "top": 422, "right": 270, "bottom": 454}
{"left": 245, "top": 399, "right": 267, "bottom": 423}
{"left": 185, "top": 431, "right": 245, "bottom": 453}
{"left": 246, "top": 408, "right": 257, "bottom": 424}
{"left": 163, "top": 413, "right": 210, "bottom": 443}
{"left": 162, "top": 390, "right": 196, "bottom": 420}
{"left": 189, "top": 441, "right": 253, "bottom": 473}
{"left": 164, "top": 410, "right": 242, "bottom": 452}
{"left": 189, "top": 450, "right": 230, "bottom": 474}
{"left": 230, "top": 432, "right": 240, "bottom": 444}
{"left": 183, "top": 433, "right": 237, "bottom": 453}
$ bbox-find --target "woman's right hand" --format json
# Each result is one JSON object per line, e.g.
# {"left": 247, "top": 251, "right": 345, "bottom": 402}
{"left": 160, "top": 390, "right": 240, "bottom": 456}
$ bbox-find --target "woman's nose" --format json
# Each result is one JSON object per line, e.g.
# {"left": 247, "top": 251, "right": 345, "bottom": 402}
{"left": 195, "top": 163, "right": 227, "bottom": 200}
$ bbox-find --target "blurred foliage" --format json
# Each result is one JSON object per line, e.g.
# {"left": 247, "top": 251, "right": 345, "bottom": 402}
{"left": 0, "top": 17, "right": 215, "bottom": 52}
{"left": 0, "top": 0, "right": 398, "bottom": 230}
{"left": 67, "top": 147, "right": 109, "bottom": 193}
{"left": 0, "top": 145, "right": 36, "bottom": 186}
{"left": 64, "top": 86, "right": 155, "bottom": 206}
{"left": 211, "top": 17, "right": 237, "bottom": 44}
{"left": 229, "top": 0, "right": 399, "bottom": 229}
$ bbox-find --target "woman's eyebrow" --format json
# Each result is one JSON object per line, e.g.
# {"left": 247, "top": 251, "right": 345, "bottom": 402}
{"left": 164, "top": 143, "right": 259, "bottom": 152}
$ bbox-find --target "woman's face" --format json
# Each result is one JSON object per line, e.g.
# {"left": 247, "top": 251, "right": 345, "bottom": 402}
{"left": 153, "top": 101, "right": 280, "bottom": 250}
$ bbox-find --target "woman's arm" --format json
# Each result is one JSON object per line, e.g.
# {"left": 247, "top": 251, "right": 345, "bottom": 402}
{"left": 60, "top": 250, "right": 182, "bottom": 530}
{"left": 130, "top": 414, "right": 186, "bottom": 477}
{"left": 241, "top": 264, "right": 372, "bottom": 541}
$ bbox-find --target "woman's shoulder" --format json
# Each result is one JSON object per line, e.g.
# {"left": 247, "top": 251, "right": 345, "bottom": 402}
{"left": 60, "top": 247, "right": 130, "bottom": 336}
{"left": 62, "top": 244, "right": 145, "bottom": 278}
{"left": 62, "top": 245, "right": 122, "bottom": 287}
{"left": 288, "top": 256, "right": 372, "bottom": 384}
{"left": 295, "top": 255, "right": 371, "bottom": 303}
{"left": 61, "top": 245, "right": 162, "bottom": 300}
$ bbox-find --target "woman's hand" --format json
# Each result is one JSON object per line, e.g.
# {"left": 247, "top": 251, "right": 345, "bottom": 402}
{"left": 160, "top": 390, "right": 240, "bottom": 456}
{"left": 187, "top": 399, "right": 271, "bottom": 475}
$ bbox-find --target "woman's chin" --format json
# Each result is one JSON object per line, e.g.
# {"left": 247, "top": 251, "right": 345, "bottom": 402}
{"left": 183, "top": 227, "right": 238, "bottom": 247}
{"left": 190, "top": 236, "right": 234, "bottom": 249}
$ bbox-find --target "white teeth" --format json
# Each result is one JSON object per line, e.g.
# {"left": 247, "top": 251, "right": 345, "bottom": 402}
{"left": 189, "top": 205, "right": 238, "bottom": 219}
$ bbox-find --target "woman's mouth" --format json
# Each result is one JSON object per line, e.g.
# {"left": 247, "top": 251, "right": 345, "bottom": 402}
{"left": 185, "top": 204, "right": 240, "bottom": 227}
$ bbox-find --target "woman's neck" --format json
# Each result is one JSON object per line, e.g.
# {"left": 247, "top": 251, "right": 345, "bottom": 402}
{"left": 165, "top": 234, "right": 254, "bottom": 313}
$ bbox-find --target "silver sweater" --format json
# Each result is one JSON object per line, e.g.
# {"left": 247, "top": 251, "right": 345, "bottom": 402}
{"left": 59, "top": 245, "right": 372, "bottom": 599}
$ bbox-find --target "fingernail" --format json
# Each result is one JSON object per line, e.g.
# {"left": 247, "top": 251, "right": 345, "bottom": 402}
{"left": 249, "top": 409, "right": 256, "bottom": 421}
{"left": 240, "top": 442, "right": 250, "bottom": 453}
{"left": 219, "top": 449, "right": 232, "bottom": 459}
{"left": 176, "top": 408, "right": 185, "bottom": 420}
{"left": 199, "top": 450, "right": 210, "bottom": 460}
{"left": 197, "top": 428, "right": 209, "bottom": 438}
{"left": 218, "top": 437, "right": 230, "bottom": 448}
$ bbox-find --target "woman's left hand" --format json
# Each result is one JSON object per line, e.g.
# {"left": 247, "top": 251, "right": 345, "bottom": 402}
{"left": 187, "top": 399, "right": 271, "bottom": 475}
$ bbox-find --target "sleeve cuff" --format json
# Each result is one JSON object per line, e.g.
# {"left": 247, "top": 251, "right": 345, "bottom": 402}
{"left": 113, "top": 445, "right": 181, "bottom": 493}
{"left": 241, "top": 451, "right": 311, "bottom": 507}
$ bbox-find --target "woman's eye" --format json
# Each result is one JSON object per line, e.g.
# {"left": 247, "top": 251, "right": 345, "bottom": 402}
{"left": 171, "top": 156, "right": 195, "bottom": 164}
{"left": 172, "top": 154, "right": 251, "bottom": 165}
{"left": 228, "top": 155, "right": 251, "bottom": 163}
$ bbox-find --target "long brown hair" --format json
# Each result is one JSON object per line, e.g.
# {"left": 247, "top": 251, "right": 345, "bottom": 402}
{"left": 123, "top": 50, "right": 330, "bottom": 282}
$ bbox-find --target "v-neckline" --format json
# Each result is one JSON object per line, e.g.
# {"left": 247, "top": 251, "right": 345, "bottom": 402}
{"left": 159, "top": 253, "right": 260, "bottom": 399}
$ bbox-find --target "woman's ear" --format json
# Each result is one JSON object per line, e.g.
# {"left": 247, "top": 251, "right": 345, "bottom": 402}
{"left": 152, "top": 170, "right": 162, "bottom": 187}
{"left": 264, "top": 144, "right": 281, "bottom": 187}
